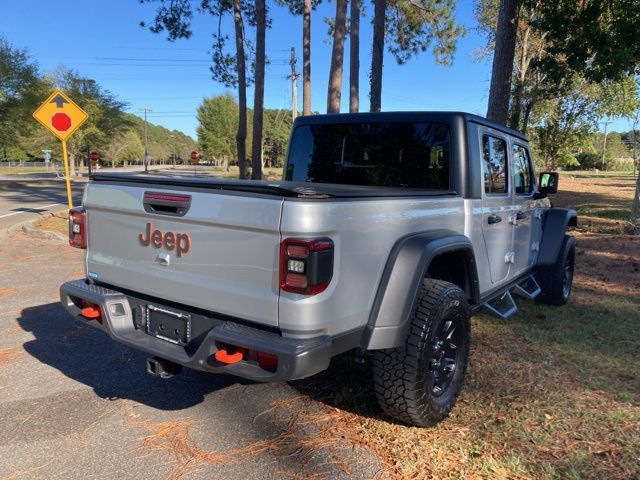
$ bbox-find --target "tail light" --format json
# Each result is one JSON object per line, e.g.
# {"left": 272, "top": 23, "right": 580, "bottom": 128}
{"left": 280, "top": 238, "right": 334, "bottom": 295}
{"left": 69, "top": 207, "right": 86, "bottom": 249}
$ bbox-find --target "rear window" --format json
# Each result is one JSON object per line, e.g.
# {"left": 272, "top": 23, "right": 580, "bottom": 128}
{"left": 285, "top": 122, "right": 451, "bottom": 189}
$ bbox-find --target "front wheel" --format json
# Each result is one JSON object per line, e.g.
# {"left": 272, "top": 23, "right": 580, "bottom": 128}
{"left": 536, "top": 235, "right": 575, "bottom": 306}
{"left": 372, "top": 279, "right": 470, "bottom": 427}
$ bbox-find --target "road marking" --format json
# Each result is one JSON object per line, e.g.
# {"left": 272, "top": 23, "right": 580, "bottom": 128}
{"left": 0, "top": 203, "right": 64, "bottom": 219}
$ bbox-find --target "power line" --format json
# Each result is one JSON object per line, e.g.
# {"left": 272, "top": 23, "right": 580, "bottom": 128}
{"left": 59, "top": 63, "right": 212, "bottom": 67}
{"left": 41, "top": 56, "right": 209, "bottom": 63}
{"left": 127, "top": 110, "right": 195, "bottom": 113}
{"left": 124, "top": 96, "right": 205, "bottom": 100}
{"left": 113, "top": 45, "right": 204, "bottom": 51}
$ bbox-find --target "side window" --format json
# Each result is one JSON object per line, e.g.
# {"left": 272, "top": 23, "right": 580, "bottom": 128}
{"left": 512, "top": 144, "right": 533, "bottom": 194}
{"left": 482, "top": 135, "right": 508, "bottom": 194}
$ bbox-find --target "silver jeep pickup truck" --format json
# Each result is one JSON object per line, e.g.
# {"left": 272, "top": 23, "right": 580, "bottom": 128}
{"left": 60, "top": 112, "right": 577, "bottom": 426}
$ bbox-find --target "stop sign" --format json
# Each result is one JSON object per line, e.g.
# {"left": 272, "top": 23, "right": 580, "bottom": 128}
{"left": 190, "top": 150, "right": 199, "bottom": 160}
{"left": 89, "top": 151, "right": 99, "bottom": 161}
{"left": 51, "top": 112, "right": 71, "bottom": 132}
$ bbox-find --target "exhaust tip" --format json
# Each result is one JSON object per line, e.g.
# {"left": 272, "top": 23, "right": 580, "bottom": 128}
{"left": 145, "top": 357, "right": 182, "bottom": 379}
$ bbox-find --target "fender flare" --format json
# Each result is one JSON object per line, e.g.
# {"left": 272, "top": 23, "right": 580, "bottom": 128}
{"left": 536, "top": 208, "right": 577, "bottom": 266}
{"left": 362, "top": 230, "right": 479, "bottom": 350}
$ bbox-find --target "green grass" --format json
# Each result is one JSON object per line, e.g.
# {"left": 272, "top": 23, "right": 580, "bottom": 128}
{"left": 0, "top": 166, "right": 54, "bottom": 174}
{"left": 295, "top": 288, "right": 640, "bottom": 480}
{"left": 511, "top": 294, "right": 639, "bottom": 401}
{"left": 565, "top": 170, "right": 636, "bottom": 179}
{"left": 175, "top": 165, "right": 284, "bottom": 180}
{"left": 576, "top": 205, "right": 631, "bottom": 220}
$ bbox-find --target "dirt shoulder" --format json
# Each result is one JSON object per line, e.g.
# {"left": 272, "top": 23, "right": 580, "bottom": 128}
{"left": 553, "top": 172, "right": 637, "bottom": 233}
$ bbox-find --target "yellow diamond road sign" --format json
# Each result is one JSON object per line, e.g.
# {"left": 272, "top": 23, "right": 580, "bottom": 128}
{"left": 32, "top": 89, "right": 88, "bottom": 141}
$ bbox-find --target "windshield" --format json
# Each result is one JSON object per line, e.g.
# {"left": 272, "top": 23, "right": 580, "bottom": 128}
{"left": 285, "top": 122, "right": 451, "bottom": 189}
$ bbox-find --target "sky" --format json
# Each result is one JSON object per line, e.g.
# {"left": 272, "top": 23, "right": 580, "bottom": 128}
{"left": 1, "top": 0, "right": 631, "bottom": 139}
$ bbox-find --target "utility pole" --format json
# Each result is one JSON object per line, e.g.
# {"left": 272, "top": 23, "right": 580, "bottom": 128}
{"left": 601, "top": 119, "right": 610, "bottom": 171}
{"left": 139, "top": 107, "right": 152, "bottom": 173}
{"left": 288, "top": 48, "right": 299, "bottom": 120}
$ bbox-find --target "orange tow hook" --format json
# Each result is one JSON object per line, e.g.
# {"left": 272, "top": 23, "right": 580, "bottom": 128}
{"left": 81, "top": 306, "right": 101, "bottom": 319}
{"left": 214, "top": 347, "right": 245, "bottom": 364}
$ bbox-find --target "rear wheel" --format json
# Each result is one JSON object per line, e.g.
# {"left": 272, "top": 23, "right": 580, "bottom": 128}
{"left": 372, "top": 279, "right": 470, "bottom": 427}
{"left": 537, "top": 235, "right": 575, "bottom": 306}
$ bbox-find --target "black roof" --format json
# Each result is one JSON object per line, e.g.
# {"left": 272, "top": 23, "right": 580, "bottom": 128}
{"left": 292, "top": 111, "right": 528, "bottom": 141}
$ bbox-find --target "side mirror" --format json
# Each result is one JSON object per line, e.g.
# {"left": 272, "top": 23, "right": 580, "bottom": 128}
{"left": 534, "top": 172, "right": 558, "bottom": 199}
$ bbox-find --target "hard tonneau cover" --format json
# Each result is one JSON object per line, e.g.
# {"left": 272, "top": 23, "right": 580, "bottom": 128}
{"left": 91, "top": 173, "right": 457, "bottom": 199}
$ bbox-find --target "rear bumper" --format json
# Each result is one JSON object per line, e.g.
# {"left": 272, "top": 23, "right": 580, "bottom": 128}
{"left": 59, "top": 279, "right": 333, "bottom": 381}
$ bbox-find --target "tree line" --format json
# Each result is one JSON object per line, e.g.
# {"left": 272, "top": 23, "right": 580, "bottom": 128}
{"left": 484, "top": 0, "right": 640, "bottom": 227}
{"left": 140, "top": 0, "right": 464, "bottom": 179}
{"left": 196, "top": 93, "right": 292, "bottom": 169}
{"left": 483, "top": 0, "right": 640, "bottom": 169}
{"left": 142, "top": 1, "right": 639, "bottom": 171}
{"left": 0, "top": 37, "right": 196, "bottom": 172}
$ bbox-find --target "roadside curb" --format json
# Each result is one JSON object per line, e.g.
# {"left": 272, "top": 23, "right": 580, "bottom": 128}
{"left": 1, "top": 212, "right": 67, "bottom": 243}
{"left": 22, "top": 220, "right": 67, "bottom": 243}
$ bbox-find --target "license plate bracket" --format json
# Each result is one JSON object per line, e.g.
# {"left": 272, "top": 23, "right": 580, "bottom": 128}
{"left": 146, "top": 305, "right": 191, "bottom": 346}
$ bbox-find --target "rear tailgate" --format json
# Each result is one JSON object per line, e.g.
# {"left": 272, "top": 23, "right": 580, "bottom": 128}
{"left": 84, "top": 181, "right": 283, "bottom": 327}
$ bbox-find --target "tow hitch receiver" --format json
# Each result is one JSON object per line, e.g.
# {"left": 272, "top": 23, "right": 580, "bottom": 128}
{"left": 145, "top": 356, "right": 182, "bottom": 379}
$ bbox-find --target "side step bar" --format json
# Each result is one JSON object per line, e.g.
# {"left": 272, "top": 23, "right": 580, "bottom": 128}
{"left": 482, "top": 275, "right": 541, "bottom": 320}
{"left": 512, "top": 275, "right": 542, "bottom": 299}
{"left": 483, "top": 290, "right": 517, "bottom": 320}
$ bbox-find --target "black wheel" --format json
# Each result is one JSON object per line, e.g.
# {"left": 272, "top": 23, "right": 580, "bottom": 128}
{"left": 536, "top": 235, "right": 575, "bottom": 306}
{"left": 372, "top": 279, "right": 470, "bottom": 427}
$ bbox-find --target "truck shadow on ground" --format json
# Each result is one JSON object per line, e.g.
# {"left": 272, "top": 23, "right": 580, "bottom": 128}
{"left": 18, "top": 301, "right": 384, "bottom": 420}
{"left": 291, "top": 352, "right": 384, "bottom": 421}
{"left": 17, "top": 302, "right": 246, "bottom": 410}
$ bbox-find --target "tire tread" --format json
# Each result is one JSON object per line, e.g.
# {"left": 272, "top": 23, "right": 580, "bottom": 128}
{"left": 372, "top": 279, "right": 470, "bottom": 426}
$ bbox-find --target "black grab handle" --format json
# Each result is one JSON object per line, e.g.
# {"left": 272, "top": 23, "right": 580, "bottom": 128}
{"left": 143, "top": 191, "right": 192, "bottom": 217}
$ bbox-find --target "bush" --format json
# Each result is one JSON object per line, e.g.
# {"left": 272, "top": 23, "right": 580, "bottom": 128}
{"left": 607, "top": 160, "right": 634, "bottom": 172}
{"left": 576, "top": 152, "right": 601, "bottom": 170}
{"left": 559, "top": 152, "right": 581, "bottom": 170}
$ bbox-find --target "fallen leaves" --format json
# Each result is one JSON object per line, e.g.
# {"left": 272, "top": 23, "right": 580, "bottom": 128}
{"left": 0, "top": 347, "right": 22, "bottom": 365}
{"left": 0, "top": 288, "right": 16, "bottom": 298}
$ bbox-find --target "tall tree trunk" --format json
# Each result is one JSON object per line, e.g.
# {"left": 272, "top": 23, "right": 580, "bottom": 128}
{"left": 631, "top": 124, "right": 640, "bottom": 228}
{"left": 349, "top": 0, "right": 360, "bottom": 113}
{"left": 69, "top": 152, "right": 76, "bottom": 177}
{"left": 509, "top": 23, "right": 530, "bottom": 131}
{"left": 251, "top": 0, "right": 266, "bottom": 180}
{"left": 487, "top": 0, "right": 519, "bottom": 125}
{"left": 327, "top": 0, "right": 347, "bottom": 113}
{"left": 509, "top": 81, "right": 523, "bottom": 130}
{"left": 632, "top": 171, "right": 640, "bottom": 227}
{"left": 233, "top": 0, "right": 248, "bottom": 179}
{"left": 302, "top": 0, "right": 312, "bottom": 115}
{"left": 521, "top": 99, "right": 533, "bottom": 135}
{"left": 369, "top": 0, "right": 386, "bottom": 112}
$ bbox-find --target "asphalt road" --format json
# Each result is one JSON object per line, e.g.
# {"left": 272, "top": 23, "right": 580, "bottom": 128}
{"left": 0, "top": 180, "right": 85, "bottom": 232}
{"left": 0, "top": 228, "right": 381, "bottom": 479}
{"left": 0, "top": 165, "right": 188, "bottom": 232}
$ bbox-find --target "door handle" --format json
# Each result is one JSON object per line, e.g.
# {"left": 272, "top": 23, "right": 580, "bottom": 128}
{"left": 516, "top": 211, "right": 526, "bottom": 220}
{"left": 488, "top": 214, "right": 502, "bottom": 224}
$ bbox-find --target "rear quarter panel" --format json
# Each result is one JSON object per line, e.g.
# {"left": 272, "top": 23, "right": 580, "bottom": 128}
{"left": 279, "top": 196, "right": 466, "bottom": 338}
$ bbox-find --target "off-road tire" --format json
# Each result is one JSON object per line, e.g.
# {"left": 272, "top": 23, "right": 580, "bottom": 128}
{"left": 372, "top": 279, "right": 470, "bottom": 427}
{"left": 536, "top": 234, "right": 575, "bottom": 306}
